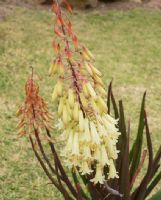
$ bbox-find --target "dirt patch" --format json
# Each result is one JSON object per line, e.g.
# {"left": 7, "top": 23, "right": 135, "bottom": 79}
{"left": 97, "top": 0, "right": 161, "bottom": 11}
{"left": 97, "top": 2, "right": 143, "bottom": 11}
{"left": 147, "top": 0, "right": 161, "bottom": 9}
{"left": 0, "top": 0, "right": 39, "bottom": 8}
{"left": 0, "top": 4, "right": 11, "bottom": 21}
{"left": 0, "top": 0, "right": 43, "bottom": 21}
{"left": 0, "top": 0, "right": 161, "bottom": 19}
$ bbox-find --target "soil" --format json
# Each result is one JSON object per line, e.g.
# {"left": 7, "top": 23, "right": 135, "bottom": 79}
{"left": 147, "top": 0, "right": 161, "bottom": 9}
{"left": 96, "top": 0, "right": 161, "bottom": 11}
{"left": 0, "top": 4, "right": 10, "bottom": 21}
{"left": 0, "top": 0, "right": 161, "bottom": 21}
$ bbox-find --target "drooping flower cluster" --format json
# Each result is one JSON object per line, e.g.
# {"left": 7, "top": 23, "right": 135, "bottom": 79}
{"left": 16, "top": 73, "right": 52, "bottom": 137}
{"left": 50, "top": 0, "right": 120, "bottom": 184}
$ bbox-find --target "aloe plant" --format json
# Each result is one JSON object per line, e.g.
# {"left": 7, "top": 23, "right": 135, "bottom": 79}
{"left": 17, "top": 1, "right": 161, "bottom": 199}
{"left": 106, "top": 82, "right": 161, "bottom": 200}
{"left": 17, "top": 75, "right": 161, "bottom": 200}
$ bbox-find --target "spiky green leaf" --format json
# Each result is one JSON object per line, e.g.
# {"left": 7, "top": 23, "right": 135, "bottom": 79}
{"left": 129, "top": 92, "right": 146, "bottom": 180}
{"left": 145, "top": 172, "right": 161, "bottom": 198}
{"left": 117, "top": 100, "right": 127, "bottom": 174}
{"left": 111, "top": 87, "right": 119, "bottom": 119}
{"left": 133, "top": 110, "right": 153, "bottom": 200}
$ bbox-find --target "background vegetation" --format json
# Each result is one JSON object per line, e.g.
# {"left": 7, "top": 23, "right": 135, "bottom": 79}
{"left": 0, "top": 2, "right": 161, "bottom": 199}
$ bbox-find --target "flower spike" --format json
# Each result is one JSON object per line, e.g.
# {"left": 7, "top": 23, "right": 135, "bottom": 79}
{"left": 50, "top": 0, "right": 120, "bottom": 184}
{"left": 17, "top": 69, "right": 52, "bottom": 138}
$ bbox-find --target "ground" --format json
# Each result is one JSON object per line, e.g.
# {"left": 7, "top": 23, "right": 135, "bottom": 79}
{"left": 0, "top": 1, "right": 161, "bottom": 200}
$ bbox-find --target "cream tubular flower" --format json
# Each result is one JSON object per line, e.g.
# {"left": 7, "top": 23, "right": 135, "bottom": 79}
{"left": 66, "top": 129, "right": 74, "bottom": 152}
{"left": 79, "top": 110, "right": 84, "bottom": 132}
{"left": 108, "top": 159, "right": 119, "bottom": 179}
{"left": 80, "top": 161, "right": 93, "bottom": 175}
{"left": 80, "top": 118, "right": 91, "bottom": 143}
{"left": 91, "top": 164, "right": 105, "bottom": 185}
{"left": 68, "top": 89, "right": 75, "bottom": 108}
{"left": 100, "top": 145, "right": 110, "bottom": 166}
{"left": 72, "top": 132, "right": 80, "bottom": 156}
{"left": 82, "top": 145, "right": 92, "bottom": 160}
{"left": 90, "top": 121, "right": 101, "bottom": 146}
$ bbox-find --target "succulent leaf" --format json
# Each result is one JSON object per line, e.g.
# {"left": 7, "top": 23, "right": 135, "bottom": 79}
{"left": 129, "top": 92, "right": 146, "bottom": 180}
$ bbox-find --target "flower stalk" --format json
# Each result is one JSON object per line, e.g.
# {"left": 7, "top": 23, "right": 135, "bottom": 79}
{"left": 50, "top": 0, "right": 120, "bottom": 185}
{"left": 17, "top": 70, "right": 78, "bottom": 199}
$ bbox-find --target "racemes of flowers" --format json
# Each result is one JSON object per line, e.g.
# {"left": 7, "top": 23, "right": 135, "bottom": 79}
{"left": 49, "top": 0, "right": 120, "bottom": 184}
{"left": 16, "top": 1, "right": 161, "bottom": 199}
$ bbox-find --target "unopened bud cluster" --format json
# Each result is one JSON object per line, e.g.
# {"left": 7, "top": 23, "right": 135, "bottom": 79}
{"left": 50, "top": 1, "right": 120, "bottom": 184}
{"left": 17, "top": 77, "right": 52, "bottom": 137}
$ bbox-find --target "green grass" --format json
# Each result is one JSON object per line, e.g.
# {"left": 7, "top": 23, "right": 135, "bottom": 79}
{"left": 0, "top": 5, "right": 161, "bottom": 200}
